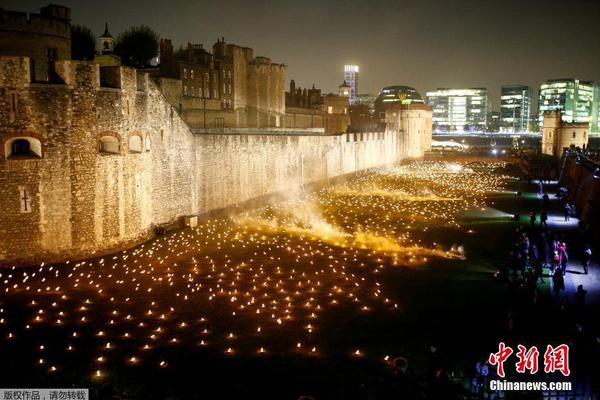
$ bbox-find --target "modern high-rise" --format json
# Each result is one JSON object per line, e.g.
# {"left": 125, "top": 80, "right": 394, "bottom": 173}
{"left": 500, "top": 85, "right": 532, "bottom": 133}
{"left": 537, "top": 79, "right": 597, "bottom": 130}
{"left": 344, "top": 64, "right": 359, "bottom": 104}
{"left": 425, "top": 88, "right": 488, "bottom": 133}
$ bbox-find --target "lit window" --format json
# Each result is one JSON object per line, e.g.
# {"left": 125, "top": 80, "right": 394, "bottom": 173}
{"left": 183, "top": 85, "right": 187, "bottom": 95}
{"left": 183, "top": 68, "right": 187, "bottom": 78}
{"left": 190, "top": 70, "right": 194, "bottom": 79}
{"left": 327, "top": 106, "right": 333, "bottom": 114}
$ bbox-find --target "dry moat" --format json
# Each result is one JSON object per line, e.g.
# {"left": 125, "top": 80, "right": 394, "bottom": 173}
{"left": 0, "top": 160, "right": 522, "bottom": 398}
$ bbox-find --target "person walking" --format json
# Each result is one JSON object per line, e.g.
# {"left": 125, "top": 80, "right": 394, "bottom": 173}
{"left": 540, "top": 209, "right": 548, "bottom": 230}
{"left": 582, "top": 244, "right": 592, "bottom": 275}
{"left": 529, "top": 211, "right": 536, "bottom": 227}
{"left": 551, "top": 251, "right": 560, "bottom": 273}
{"left": 560, "top": 242, "right": 568, "bottom": 275}
{"left": 552, "top": 269, "right": 565, "bottom": 298}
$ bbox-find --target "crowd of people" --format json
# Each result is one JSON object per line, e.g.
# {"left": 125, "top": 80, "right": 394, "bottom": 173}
{"left": 469, "top": 180, "right": 599, "bottom": 399}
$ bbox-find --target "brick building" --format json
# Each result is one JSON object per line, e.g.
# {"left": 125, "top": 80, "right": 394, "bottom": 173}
{"left": 158, "top": 37, "right": 284, "bottom": 129}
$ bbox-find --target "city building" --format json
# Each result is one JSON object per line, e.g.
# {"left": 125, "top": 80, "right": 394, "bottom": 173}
{"left": 593, "top": 83, "right": 600, "bottom": 135}
{"left": 158, "top": 37, "right": 284, "bottom": 129}
{"left": 425, "top": 88, "right": 489, "bottom": 133}
{"left": 487, "top": 111, "right": 500, "bottom": 133}
{"left": 0, "top": 4, "right": 71, "bottom": 81}
{"left": 347, "top": 94, "right": 379, "bottom": 132}
{"left": 537, "top": 79, "right": 598, "bottom": 131}
{"left": 374, "top": 86, "right": 425, "bottom": 119}
{"left": 343, "top": 64, "right": 359, "bottom": 104}
{"left": 355, "top": 93, "right": 376, "bottom": 113}
{"left": 541, "top": 110, "right": 589, "bottom": 157}
{"left": 500, "top": 85, "right": 532, "bottom": 133}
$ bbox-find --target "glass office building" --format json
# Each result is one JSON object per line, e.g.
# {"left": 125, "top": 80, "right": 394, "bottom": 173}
{"left": 344, "top": 65, "right": 359, "bottom": 105}
{"left": 425, "top": 88, "right": 488, "bottom": 133}
{"left": 537, "top": 79, "right": 597, "bottom": 129}
{"left": 500, "top": 85, "right": 532, "bottom": 133}
{"left": 374, "top": 86, "right": 425, "bottom": 118}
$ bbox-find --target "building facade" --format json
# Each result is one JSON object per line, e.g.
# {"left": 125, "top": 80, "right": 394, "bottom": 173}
{"left": 487, "top": 111, "right": 500, "bottom": 133}
{"left": 541, "top": 110, "right": 589, "bottom": 157}
{"left": 159, "top": 38, "right": 284, "bottom": 129}
{"left": 500, "top": 85, "right": 532, "bottom": 133}
{"left": 343, "top": 64, "right": 359, "bottom": 105}
{"left": 537, "top": 79, "right": 598, "bottom": 131}
{"left": 425, "top": 88, "right": 488, "bottom": 133}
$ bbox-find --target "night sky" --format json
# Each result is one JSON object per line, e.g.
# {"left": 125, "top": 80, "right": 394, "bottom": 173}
{"left": 5, "top": 0, "right": 600, "bottom": 109}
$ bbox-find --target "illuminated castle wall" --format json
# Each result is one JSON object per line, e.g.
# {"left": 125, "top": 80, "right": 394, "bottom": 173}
{"left": 0, "top": 56, "right": 429, "bottom": 265}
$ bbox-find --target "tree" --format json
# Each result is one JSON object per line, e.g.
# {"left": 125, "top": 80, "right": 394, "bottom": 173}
{"left": 71, "top": 25, "right": 96, "bottom": 61}
{"left": 114, "top": 25, "right": 159, "bottom": 68}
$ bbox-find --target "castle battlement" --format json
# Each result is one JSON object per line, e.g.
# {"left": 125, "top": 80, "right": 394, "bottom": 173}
{"left": 0, "top": 8, "right": 71, "bottom": 39}
{"left": 0, "top": 56, "right": 149, "bottom": 93}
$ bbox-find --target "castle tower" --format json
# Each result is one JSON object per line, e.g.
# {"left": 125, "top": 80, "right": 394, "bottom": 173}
{"left": 213, "top": 37, "right": 226, "bottom": 59}
{"left": 99, "top": 23, "right": 114, "bottom": 54}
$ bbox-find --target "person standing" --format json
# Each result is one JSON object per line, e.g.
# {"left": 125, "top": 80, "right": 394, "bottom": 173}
{"left": 560, "top": 242, "right": 568, "bottom": 275}
{"left": 529, "top": 211, "right": 536, "bottom": 227}
{"left": 552, "top": 269, "right": 565, "bottom": 298}
{"left": 573, "top": 285, "right": 587, "bottom": 308}
{"left": 583, "top": 244, "right": 592, "bottom": 275}
{"left": 564, "top": 203, "right": 571, "bottom": 221}
{"left": 540, "top": 209, "right": 548, "bottom": 230}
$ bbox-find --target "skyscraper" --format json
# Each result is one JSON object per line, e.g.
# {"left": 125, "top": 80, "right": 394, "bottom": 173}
{"left": 500, "top": 85, "right": 532, "bottom": 133}
{"left": 425, "top": 88, "right": 488, "bottom": 133}
{"left": 344, "top": 65, "right": 359, "bottom": 105}
{"left": 537, "top": 79, "right": 597, "bottom": 129}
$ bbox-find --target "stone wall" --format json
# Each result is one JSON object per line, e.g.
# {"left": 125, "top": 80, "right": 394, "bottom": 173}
{"left": 0, "top": 56, "right": 424, "bottom": 266}
{"left": 559, "top": 152, "right": 600, "bottom": 245}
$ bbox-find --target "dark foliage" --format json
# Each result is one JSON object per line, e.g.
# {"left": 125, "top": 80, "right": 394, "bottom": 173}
{"left": 114, "top": 25, "right": 159, "bottom": 68}
{"left": 71, "top": 25, "right": 96, "bottom": 61}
